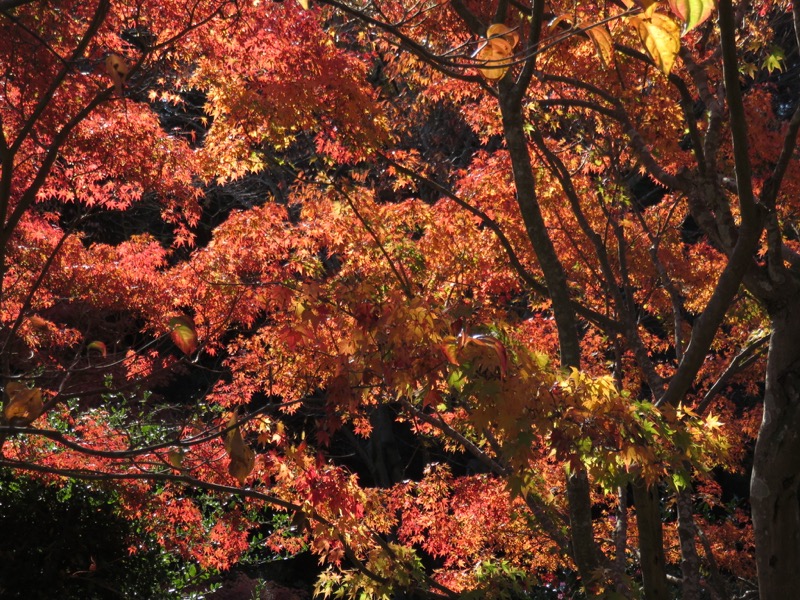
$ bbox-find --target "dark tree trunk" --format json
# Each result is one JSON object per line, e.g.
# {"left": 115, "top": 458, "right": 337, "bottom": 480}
{"left": 676, "top": 488, "right": 703, "bottom": 600}
{"left": 566, "top": 468, "right": 602, "bottom": 590}
{"left": 499, "top": 86, "right": 602, "bottom": 594}
{"left": 613, "top": 485, "right": 631, "bottom": 597}
{"left": 751, "top": 302, "right": 800, "bottom": 599}
{"left": 367, "top": 404, "right": 404, "bottom": 487}
{"left": 632, "top": 481, "right": 669, "bottom": 600}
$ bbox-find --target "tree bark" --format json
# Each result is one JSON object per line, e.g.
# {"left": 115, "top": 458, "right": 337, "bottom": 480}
{"left": 676, "top": 488, "right": 703, "bottom": 600}
{"left": 632, "top": 481, "right": 669, "bottom": 600}
{"left": 613, "top": 485, "right": 631, "bottom": 597}
{"left": 499, "top": 78, "right": 601, "bottom": 595}
{"left": 751, "top": 302, "right": 800, "bottom": 599}
{"left": 498, "top": 93, "right": 582, "bottom": 369}
{"left": 566, "top": 468, "right": 601, "bottom": 591}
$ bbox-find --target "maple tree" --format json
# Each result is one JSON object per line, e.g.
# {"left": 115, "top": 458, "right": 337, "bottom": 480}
{"left": 1, "top": 0, "right": 800, "bottom": 598}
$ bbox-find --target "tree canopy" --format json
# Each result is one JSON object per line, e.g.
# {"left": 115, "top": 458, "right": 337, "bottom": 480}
{"left": 1, "top": 0, "right": 799, "bottom": 598}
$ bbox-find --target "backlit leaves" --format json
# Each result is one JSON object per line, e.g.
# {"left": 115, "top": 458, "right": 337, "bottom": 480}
{"left": 628, "top": 7, "right": 681, "bottom": 75}
{"left": 0, "top": 0, "right": 779, "bottom": 592}
{"left": 705, "top": 412, "right": 724, "bottom": 430}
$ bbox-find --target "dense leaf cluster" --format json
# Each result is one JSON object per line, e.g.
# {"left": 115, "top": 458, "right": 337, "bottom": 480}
{"left": 1, "top": 0, "right": 799, "bottom": 598}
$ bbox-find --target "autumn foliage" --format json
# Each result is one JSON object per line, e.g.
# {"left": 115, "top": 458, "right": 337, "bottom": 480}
{"left": 1, "top": 0, "right": 799, "bottom": 597}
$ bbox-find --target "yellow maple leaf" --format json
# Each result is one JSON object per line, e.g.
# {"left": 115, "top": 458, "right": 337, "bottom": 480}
{"left": 628, "top": 11, "right": 681, "bottom": 75}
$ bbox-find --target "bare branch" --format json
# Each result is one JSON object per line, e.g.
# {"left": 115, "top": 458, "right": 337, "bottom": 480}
{"left": 656, "top": 0, "right": 766, "bottom": 408}
{"left": 696, "top": 333, "right": 769, "bottom": 415}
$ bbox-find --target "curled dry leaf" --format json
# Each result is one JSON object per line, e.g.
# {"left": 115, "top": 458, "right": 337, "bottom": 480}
{"left": 548, "top": 14, "right": 572, "bottom": 32}
{"left": 224, "top": 412, "right": 255, "bottom": 485}
{"left": 486, "top": 23, "right": 520, "bottom": 49}
{"left": 476, "top": 23, "right": 520, "bottom": 81}
{"left": 3, "top": 382, "right": 43, "bottom": 425}
{"left": 105, "top": 53, "right": 130, "bottom": 97}
{"left": 87, "top": 340, "right": 108, "bottom": 357}
{"left": 476, "top": 40, "right": 513, "bottom": 80}
{"left": 476, "top": 43, "right": 511, "bottom": 80}
{"left": 28, "top": 315, "right": 49, "bottom": 331}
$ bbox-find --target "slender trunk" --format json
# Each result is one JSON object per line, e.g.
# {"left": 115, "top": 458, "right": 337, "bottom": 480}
{"left": 613, "top": 485, "right": 631, "bottom": 596}
{"left": 632, "top": 481, "right": 669, "bottom": 600}
{"left": 697, "top": 525, "right": 729, "bottom": 600}
{"left": 676, "top": 488, "right": 702, "bottom": 600}
{"left": 565, "top": 468, "right": 601, "bottom": 590}
{"left": 498, "top": 94, "right": 582, "bottom": 367}
{"left": 499, "top": 87, "right": 601, "bottom": 593}
{"left": 751, "top": 303, "right": 800, "bottom": 599}
{"left": 368, "top": 404, "right": 403, "bottom": 487}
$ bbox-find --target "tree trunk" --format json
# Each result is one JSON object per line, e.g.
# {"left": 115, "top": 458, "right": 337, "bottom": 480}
{"left": 499, "top": 87, "right": 602, "bottom": 593}
{"left": 751, "top": 303, "right": 800, "bottom": 599}
{"left": 367, "top": 404, "right": 404, "bottom": 487}
{"left": 613, "top": 485, "right": 631, "bottom": 597}
{"left": 632, "top": 481, "right": 669, "bottom": 600}
{"left": 566, "top": 468, "right": 601, "bottom": 590}
{"left": 676, "top": 487, "right": 702, "bottom": 600}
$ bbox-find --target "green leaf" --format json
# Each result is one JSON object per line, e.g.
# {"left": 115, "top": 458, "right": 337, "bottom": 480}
{"left": 668, "top": 0, "right": 715, "bottom": 34}
{"left": 671, "top": 470, "right": 690, "bottom": 490}
{"left": 447, "top": 368, "right": 467, "bottom": 392}
{"left": 763, "top": 45, "right": 785, "bottom": 74}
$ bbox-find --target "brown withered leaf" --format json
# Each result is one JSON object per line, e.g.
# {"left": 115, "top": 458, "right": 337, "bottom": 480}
{"left": 224, "top": 412, "right": 255, "bottom": 485}
{"left": 3, "top": 382, "right": 43, "bottom": 425}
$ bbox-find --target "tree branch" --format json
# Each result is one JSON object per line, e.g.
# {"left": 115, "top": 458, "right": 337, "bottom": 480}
{"left": 450, "top": 0, "right": 484, "bottom": 35}
{"left": 695, "top": 333, "right": 769, "bottom": 415}
{"left": 656, "top": 0, "right": 766, "bottom": 408}
{"left": 380, "top": 153, "right": 621, "bottom": 332}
